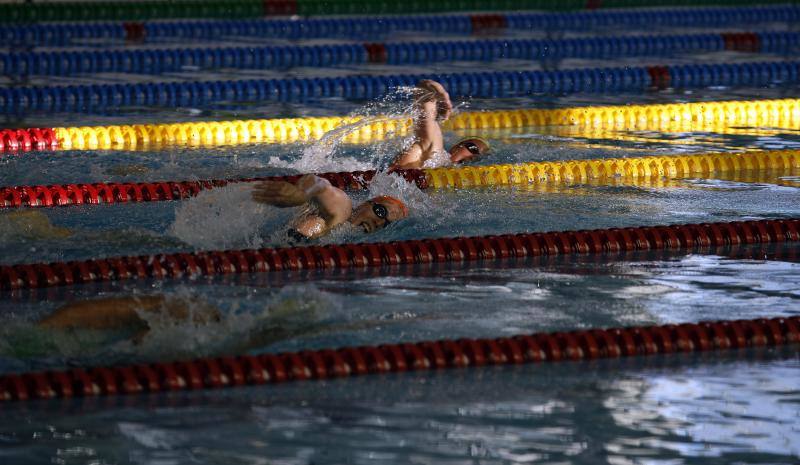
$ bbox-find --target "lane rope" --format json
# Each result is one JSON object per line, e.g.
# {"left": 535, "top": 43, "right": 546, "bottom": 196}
{"left": 2, "top": 31, "right": 796, "bottom": 77}
{"left": 1, "top": 315, "right": 797, "bottom": 401}
{"left": 2, "top": 98, "right": 798, "bottom": 154}
{"left": 1, "top": 219, "right": 798, "bottom": 291}
{"left": 2, "top": 5, "right": 796, "bottom": 46}
{"left": 3, "top": 61, "right": 799, "bottom": 115}
{"left": 2, "top": 149, "right": 798, "bottom": 209}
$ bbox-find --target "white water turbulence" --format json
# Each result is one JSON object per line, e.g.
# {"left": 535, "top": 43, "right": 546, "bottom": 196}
{"left": 168, "top": 183, "right": 292, "bottom": 250}
{"left": 368, "top": 171, "right": 437, "bottom": 216}
{"left": 134, "top": 285, "right": 343, "bottom": 360}
{"left": 268, "top": 86, "right": 422, "bottom": 173}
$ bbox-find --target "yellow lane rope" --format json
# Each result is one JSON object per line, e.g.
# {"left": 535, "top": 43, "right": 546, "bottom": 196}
{"left": 423, "top": 149, "right": 800, "bottom": 189}
{"left": 504, "top": 169, "right": 800, "bottom": 194}
{"left": 53, "top": 98, "right": 800, "bottom": 150}
{"left": 475, "top": 125, "right": 798, "bottom": 149}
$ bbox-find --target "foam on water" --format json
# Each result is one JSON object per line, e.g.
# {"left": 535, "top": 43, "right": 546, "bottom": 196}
{"left": 133, "top": 285, "right": 342, "bottom": 359}
{"left": 168, "top": 183, "right": 293, "bottom": 250}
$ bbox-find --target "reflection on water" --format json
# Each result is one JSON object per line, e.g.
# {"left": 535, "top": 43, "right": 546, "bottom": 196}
{"left": 2, "top": 24, "right": 800, "bottom": 465}
{"left": 1, "top": 352, "right": 796, "bottom": 464}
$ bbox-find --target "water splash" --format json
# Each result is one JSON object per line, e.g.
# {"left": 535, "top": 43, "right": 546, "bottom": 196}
{"left": 268, "top": 86, "right": 421, "bottom": 173}
{"left": 117, "top": 285, "right": 341, "bottom": 359}
{"left": 367, "top": 171, "right": 437, "bottom": 216}
{"left": 0, "top": 285, "right": 343, "bottom": 369}
{"left": 168, "top": 184, "right": 292, "bottom": 250}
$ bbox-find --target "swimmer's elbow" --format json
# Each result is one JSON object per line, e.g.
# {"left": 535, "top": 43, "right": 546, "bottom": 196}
{"left": 392, "top": 149, "right": 424, "bottom": 170}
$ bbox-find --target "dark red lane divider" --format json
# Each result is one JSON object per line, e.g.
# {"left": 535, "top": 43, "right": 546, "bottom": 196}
{"left": 647, "top": 65, "right": 671, "bottom": 90}
{"left": 722, "top": 32, "right": 761, "bottom": 52}
{"left": 586, "top": 0, "right": 603, "bottom": 10}
{"left": 0, "top": 169, "right": 428, "bottom": 208}
{"left": 1, "top": 316, "right": 797, "bottom": 401}
{"left": 470, "top": 14, "right": 508, "bottom": 34}
{"left": 122, "top": 22, "right": 146, "bottom": 41}
{"left": 263, "top": 0, "right": 297, "bottom": 16}
{"left": 4, "top": 241, "right": 798, "bottom": 304}
{"left": 1, "top": 219, "right": 798, "bottom": 291}
{"left": 364, "top": 42, "right": 388, "bottom": 63}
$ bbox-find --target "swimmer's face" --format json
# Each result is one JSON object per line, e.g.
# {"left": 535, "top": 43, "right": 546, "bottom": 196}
{"left": 448, "top": 138, "right": 489, "bottom": 163}
{"left": 350, "top": 199, "right": 405, "bottom": 233}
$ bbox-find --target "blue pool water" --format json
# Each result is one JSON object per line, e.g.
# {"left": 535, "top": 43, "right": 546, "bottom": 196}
{"left": 1, "top": 11, "right": 800, "bottom": 465}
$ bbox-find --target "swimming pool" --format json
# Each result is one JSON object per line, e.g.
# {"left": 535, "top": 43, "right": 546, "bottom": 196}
{"left": 1, "top": 3, "right": 799, "bottom": 464}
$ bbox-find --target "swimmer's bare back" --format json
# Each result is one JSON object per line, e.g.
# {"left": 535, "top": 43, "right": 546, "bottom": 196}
{"left": 252, "top": 174, "right": 352, "bottom": 239}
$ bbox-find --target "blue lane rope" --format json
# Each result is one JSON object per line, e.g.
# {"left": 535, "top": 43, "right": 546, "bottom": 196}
{"left": 0, "top": 5, "right": 797, "bottom": 47}
{"left": 2, "top": 61, "right": 797, "bottom": 115}
{"left": 1, "top": 31, "right": 798, "bottom": 77}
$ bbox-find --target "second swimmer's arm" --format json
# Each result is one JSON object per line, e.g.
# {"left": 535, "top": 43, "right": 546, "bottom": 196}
{"left": 391, "top": 80, "right": 450, "bottom": 170}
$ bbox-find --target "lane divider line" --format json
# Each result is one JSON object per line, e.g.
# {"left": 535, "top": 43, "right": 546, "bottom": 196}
{"left": 3, "top": 61, "right": 799, "bottom": 115}
{"left": 2, "top": 31, "right": 797, "bottom": 77}
{"left": 1, "top": 315, "right": 797, "bottom": 401}
{"left": 1, "top": 219, "right": 798, "bottom": 291}
{"left": 2, "top": 149, "right": 798, "bottom": 209}
{"left": 2, "top": 97, "right": 798, "bottom": 154}
{"left": 3, "top": 5, "right": 796, "bottom": 46}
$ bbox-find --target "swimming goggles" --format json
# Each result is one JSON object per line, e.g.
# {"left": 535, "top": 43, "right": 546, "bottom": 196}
{"left": 371, "top": 202, "right": 391, "bottom": 225}
{"left": 462, "top": 141, "right": 482, "bottom": 156}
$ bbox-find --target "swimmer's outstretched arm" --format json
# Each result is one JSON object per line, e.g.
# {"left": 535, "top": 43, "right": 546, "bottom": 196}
{"left": 252, "top": 175, "right": 353, "bottom": 238}
{"left": 391, "top": 80, "right": 452, "bottom": 170}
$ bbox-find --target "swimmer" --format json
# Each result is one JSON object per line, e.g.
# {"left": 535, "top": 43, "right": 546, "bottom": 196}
{"left": 390, "top": 79, "right": 491, "bottom": 170}
{"left": 13, "top": 292, "right": 391, "bottom": 360}
{"left": 251, "top": 174, "right": 409, "bottom": 242}
{"left": 38, "top": 295, "right": 221, "bottom": 344}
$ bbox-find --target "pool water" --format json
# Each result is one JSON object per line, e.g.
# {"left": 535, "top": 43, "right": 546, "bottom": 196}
{"left": 1, "top": 10, "right": 800, "bottom": 465}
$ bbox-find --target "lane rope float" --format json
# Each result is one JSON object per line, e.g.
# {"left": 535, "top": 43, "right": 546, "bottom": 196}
{"left": 2, "top": 97, "right": 798, "bottom": 154}
{"left": 0, "top": 315, "right": 797, "bottom": 401}
{"left": 1, "top": 219, "right": 798, "bottom": 291}
{"left": 2, "top": 149, "right": 798, "bottom": 209}
{"left": 3, "top": 60, "right": 799, "bottom": 115}
{"left": 6, "top": 241, "right": 800, "bottom": 305}
{"left": 2, "top": 31, "right": 797, "bottom": 77}
{"left": 2, "top": 5, "right": 796, "bottom": 46}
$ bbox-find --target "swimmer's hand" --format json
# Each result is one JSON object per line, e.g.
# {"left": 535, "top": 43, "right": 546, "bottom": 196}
{"left": 416, "top": 79, "right": 452, "bottom": 121}
{"left": 252, "top": 180, "right": 308, "bottom": 208}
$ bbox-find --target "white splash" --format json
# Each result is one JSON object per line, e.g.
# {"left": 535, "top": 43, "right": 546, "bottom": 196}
{"left": 268, "top": 86, "right": 421, "bottom": 173}
{"left": 134, "top": 285, "right": 341, "bottom": 358}
{"left": 368, "top": 171, "right": 434, "bottom": 212}
{"left": 168, "top": 184, "right": 291, "bottom": 250}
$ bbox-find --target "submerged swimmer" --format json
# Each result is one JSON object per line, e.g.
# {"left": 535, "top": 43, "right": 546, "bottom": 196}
{"left": 11, "top": 292, "right": 384, "bottom": 360}
{"left": 15, "top": 294, "right": 308, "bottom": 358}
{"left": 38, "top": 295, "right": 221, "bottom": 343}
{"left": 252, "top": 174, "right": 409, "bottom": 242}
{"left": 390, "top": 79, "right": 491, "bottom": 170}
